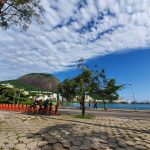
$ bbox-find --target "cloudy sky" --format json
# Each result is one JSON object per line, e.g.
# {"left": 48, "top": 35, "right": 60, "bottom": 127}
{"left": 0, "top": 0, "right": 150, "bottom": 101}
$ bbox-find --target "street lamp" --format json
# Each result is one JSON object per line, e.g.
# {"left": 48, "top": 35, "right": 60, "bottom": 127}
{"left": 128, "top": 83, "right": 136, "bottom": 110}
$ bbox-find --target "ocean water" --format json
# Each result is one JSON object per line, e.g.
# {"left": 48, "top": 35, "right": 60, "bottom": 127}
{"left": 62, "top": 103, "right": 150, "bottom": 110}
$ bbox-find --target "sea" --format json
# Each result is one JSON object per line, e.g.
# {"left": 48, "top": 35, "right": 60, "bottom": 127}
{"left": 62, "top": 103, "right": 150, "bottom": 110}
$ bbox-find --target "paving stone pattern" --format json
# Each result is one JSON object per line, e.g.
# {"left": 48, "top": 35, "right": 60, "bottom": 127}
{"left": 0, "top": 111, "right": 150, "bottom": 150}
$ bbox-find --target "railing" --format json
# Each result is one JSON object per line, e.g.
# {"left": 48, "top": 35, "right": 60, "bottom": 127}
{"left": 0, "top": 103, "right": 60, "bottom": 115}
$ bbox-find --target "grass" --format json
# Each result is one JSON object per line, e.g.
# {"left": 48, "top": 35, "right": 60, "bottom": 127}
{"left": 72, "top": 114, "right": 95, "bottom": 119}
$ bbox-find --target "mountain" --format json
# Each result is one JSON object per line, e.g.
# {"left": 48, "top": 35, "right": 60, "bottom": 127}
{"left": 0, "top": 73, "right": 60, "bottom": 91}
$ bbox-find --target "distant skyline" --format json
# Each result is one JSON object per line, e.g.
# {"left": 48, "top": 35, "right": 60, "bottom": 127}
{"left": 0, "top": 0, "right": 150, "bottom": 101}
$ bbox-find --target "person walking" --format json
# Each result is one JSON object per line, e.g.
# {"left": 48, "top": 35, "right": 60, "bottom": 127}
{"left": 94, "top": 100, "right": 97, "bottom": 109}
{"left": 88, "top": 100, "right": 91, "bottom": 109}
{"left": 79, "top": 101, "right": 82, "bottom": 109}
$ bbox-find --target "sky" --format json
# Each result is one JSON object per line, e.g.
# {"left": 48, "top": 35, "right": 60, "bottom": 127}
{"left": 54, "top": 48, "right": 150, "bottom": 102}
{"left": 0, "top": 0, "right": 150, "bottom": 101}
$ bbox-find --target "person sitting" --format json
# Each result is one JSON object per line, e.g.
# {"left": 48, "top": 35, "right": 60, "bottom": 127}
{"left": 38, "top": 99, "right": 43, "bottom": 113}
{"left": 30, "top": 98, "right": 38, "bottom": 113}
{"left": 31, "top": 98, "right": 37, "bottom": 109}
{"left": 49, "top": 101, "right": 53, "bottom": 114}
{"left": 43, "top": 99, "right": 49, "bottom": 109}
{"left": 35, "top": 97, "right": 40, "bottom": 104}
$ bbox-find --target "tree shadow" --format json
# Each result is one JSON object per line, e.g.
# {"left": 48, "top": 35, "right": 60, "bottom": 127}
{"left": 25, "top": 123, "right": 119, "bottom": 150}
{"left": 20, "top": 110, "right": 150, "bottom": 135}
{"left": 24, "top": 117, "right": 149, "bottom": 150}
{"left": 44, "top": 117, "right": 150, "bottom": 135}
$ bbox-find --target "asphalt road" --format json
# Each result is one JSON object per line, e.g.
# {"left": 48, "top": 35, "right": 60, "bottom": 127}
{"left": 59, "top": 108, "right": 150, "bottom": 120}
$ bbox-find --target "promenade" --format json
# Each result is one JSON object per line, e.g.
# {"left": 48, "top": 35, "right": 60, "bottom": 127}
{"left": 59, "top": 107, "right": 150, "bottom": 121}
{"left": 0, "top": 109, "right": 150, "bottom": 150}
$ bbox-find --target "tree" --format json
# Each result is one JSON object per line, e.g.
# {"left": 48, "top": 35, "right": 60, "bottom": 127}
{"left": 58, "top": 79, "right": 77, "bottom": 102}
{"left": 58, "top": 60, "right": 95, "bottom": 116}
{"left": 0, "top": 0, "right": 43, "bottom": 30}
{"left": 74, "top": 66, "right": 93, "bottom": 116}
{"left": 93, "top": 69, "right": 124, "bottom": 110}
{"left": 74, "top": 60, "right": 99, "bottom": 116}
{"left": 58, "top": 59, "right": 123, "bottom": 115}
{"left": 0, "top": 85, "right": 26, "bottom": 103}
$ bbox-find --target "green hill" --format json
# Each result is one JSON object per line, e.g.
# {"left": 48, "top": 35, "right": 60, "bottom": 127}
{"left": 0, "top": 73, "right": 60, "bottom": 92}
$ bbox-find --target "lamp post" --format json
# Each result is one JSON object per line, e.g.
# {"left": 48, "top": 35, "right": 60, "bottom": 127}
{"left": 129, "top": 83, "right": 136, "bottom": 110}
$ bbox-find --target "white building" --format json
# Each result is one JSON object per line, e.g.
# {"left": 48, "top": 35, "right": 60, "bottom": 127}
{"left": 1, "top": 83, "right": 14, "bottom": 88}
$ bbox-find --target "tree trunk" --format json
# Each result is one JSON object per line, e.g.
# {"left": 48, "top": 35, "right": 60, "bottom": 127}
{"left": 81, "top": 95, "right": 85, "bottom": 116}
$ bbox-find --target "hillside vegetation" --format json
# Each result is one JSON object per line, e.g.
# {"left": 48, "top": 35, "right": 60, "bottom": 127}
{"left": 0, "top": 73, "right": 60, "bottom": 91}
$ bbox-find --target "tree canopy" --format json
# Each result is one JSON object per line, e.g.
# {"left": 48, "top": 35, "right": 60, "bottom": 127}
{"left": 58, "top": 79, "right": 77, "bottom": 101}
{"left": 58, "top": 61, "right": 124, "bottom": 115}
{"left": 0, "top": 85, "right": 23, "bottom": 103}
{"left": 0, "top": 0, "right": 43, "bottom": 30}
{"left": 92, "top": 68, "right": 124, "bottom": 109}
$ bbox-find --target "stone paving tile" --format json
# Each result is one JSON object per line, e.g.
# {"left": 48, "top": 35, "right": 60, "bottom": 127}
{"left": 0, "top": 111, "right": 150, "bottom": 150}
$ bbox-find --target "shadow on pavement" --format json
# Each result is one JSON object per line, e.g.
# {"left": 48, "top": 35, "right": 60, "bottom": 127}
{"left": 25, "top": 123, "right": 127, "bottom": 150}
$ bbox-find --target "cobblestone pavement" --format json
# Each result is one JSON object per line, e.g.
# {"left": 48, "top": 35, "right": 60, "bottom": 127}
{"left": 0, "top": 111, "right": 150, "bottom": 150}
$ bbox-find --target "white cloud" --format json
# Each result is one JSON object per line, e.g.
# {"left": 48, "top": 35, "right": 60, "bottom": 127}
{"left": 0, "top": 0, "right": 150, "bottom": 80}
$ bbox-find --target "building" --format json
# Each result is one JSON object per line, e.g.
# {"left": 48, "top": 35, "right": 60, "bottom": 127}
{"left": 1, "top": 83, "right": 14, "bottom": 88}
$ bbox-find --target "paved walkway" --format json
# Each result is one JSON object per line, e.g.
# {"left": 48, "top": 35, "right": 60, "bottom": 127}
{"left": 59, "top": 108, "right": 150, "bottom": 120}
{"left": 0, "top": 111, "right": 150, "bottom": 150}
